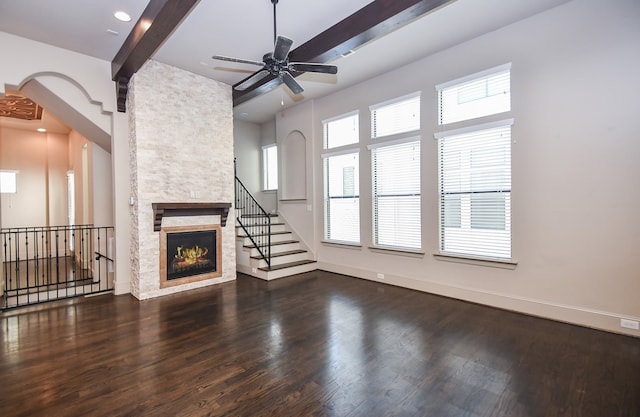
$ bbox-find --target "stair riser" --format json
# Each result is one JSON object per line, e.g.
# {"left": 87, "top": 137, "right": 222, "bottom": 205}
{"left": 237, "top": 224, "right": 286, "bottom": 235}
{"left": 252, "top": 252, "right": 311, "bottom": 268}
{"left": 262, "top": 262, "right": 318, "bottom": 280}
{"left": 240, "top": 233, "right": 292, "bottom": 246}
{"left": 247, "top": 242, "right": 300, "bottom": 256}
{"left": 237, "top": 215, "right": 280, "bottom": 225}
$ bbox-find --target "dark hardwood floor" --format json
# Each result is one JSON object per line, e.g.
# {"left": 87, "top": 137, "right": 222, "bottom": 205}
{"left": 1, "top": 271, "right": 638, "bottom": 417}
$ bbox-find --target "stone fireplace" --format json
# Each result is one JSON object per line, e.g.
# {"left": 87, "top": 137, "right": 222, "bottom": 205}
{"left": 127, "top": 60, "right": 235, "bottom": 300}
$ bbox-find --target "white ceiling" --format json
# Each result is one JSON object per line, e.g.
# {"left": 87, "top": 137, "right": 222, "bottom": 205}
{"left": 0, "top": 0, "right": 570, "bottom": 125}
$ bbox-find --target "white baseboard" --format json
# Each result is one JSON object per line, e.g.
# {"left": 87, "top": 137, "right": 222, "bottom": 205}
{"left": 318, "top": 262, "right": 640, "bottom": 338}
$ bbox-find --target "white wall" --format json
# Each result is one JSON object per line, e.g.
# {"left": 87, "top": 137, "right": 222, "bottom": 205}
{"left": 234, "top": 119, "right": 261, "bottom": 194}
{"left": 0, "top": 128, "right": 71, "bottom": 229}
{"left": 275, "top": 0, "right": 640, "bottom": 335}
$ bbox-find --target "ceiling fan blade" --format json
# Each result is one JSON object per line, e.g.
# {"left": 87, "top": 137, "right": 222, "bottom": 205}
{"left": 288, "top": 63, "right": 338, "bottom": 74}
{"left": 235, "top": 70, "right": 270, "bottom": 91}
{"left": 280, "top": 71, "right": 304, "bottom": 95}
{"left": 273, "top": 36, "right": 293, "bottom": 61}
{"left": 212, "top": 55, "right": 264, "bottom": 67}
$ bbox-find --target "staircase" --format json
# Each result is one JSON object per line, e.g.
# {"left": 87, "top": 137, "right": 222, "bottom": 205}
{"left": 234, "top": 173, "right": 316, "bottom": 280}
{"left": 235, "top": 212, "right": 317, "bottom": 280}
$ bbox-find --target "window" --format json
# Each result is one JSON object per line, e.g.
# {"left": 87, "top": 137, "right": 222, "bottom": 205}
{"left": 436, "top": 65, "right": 512, "bottom": 260}
{"left": 323, "top": 152, "right": 360, "bottom": 243}
{"left": 370, "top": 139, "right": 421, "bottom": 250}
{"left": 324, "top": 111, "right": 358, "bottom": 149}
{"left": 437, "top": 63, "right": 511, "bottom": 125}
{"left": 262, "top": 144, "right": 278, "bottom": 190}
{"left": 323, "top": 112, "right": 360, "bottom": 244}
{"left": 369, "top": 92, "right": 421, "bottom": 250}
{"left": 436, "top": 120, "right": 513, "bottom": 259}
{"left": 0, "top": 170, "right": 17, "bottom": 193}
{"left": 371, "top": 92, "right": 420, "bottom": 138}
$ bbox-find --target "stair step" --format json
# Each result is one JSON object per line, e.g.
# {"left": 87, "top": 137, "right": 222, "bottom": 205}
{"left": 251, "top": 249, "right": 307, "bottom": 260}
{"left": 243, "top": 239, "right": 299, "bottom": 249}
{"left": 244, "top": 230, "right": 290, "bottom": 238}
{"left": 240, "top": 213, "right": 277, "bottom": 218}
{"left": 259, "top": 259, "right": 317, "bottom": 272}
{"left": 236, "top": 222, "right": 284, "bottom": 228}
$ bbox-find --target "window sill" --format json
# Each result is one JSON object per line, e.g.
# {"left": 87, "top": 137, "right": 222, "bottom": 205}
{"left": 322, "top": 240, "right": 362, "bottom": 250}
{"left": 433, "top": 253, "right": 517, "bottom": 269}
{"left": 369, "top": 245, "right": 425, "bottom": 258}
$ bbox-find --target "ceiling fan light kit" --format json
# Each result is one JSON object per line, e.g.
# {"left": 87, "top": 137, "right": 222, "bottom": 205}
{"left": 212, "top": 0, "right": 338, "bottom": 95}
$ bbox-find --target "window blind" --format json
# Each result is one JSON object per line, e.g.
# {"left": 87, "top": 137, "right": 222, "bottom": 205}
{"left": 438, "top": 123, "right": 511, "bottom": 259}
{"left": 323, "top": 152, "right": 360, "bottom": 243}
{"left": 372, "top": 140, "right": 421, "bottom": 250}
{"left": 438, "top": 65, "right": 511, "bottom": 125}
{"left": 323, "top": 112, "right": 359, "bottom": 149}
{"left": 370, "top": 93, "right": 420, "bottom": 138}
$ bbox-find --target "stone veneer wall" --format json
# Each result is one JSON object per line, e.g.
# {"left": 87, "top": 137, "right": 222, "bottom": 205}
{"left": 127, "top": 60, "right": 235, "bottom": 299}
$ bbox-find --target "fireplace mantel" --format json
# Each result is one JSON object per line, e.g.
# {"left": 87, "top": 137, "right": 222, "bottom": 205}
{"left": 152, "top": 202, "right": 232, "bottom": 231}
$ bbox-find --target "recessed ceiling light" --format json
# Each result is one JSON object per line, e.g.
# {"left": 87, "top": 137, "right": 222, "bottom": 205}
{"left": 114, "top": 11, "right": 131, "bottom": 22}
{"left": 37, "top": 128, "right": 47, "bottom": 133}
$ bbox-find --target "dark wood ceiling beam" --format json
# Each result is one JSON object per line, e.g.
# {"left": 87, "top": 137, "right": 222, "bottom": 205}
{"left": 111, "top": 0, "right": 200, "bottom": 112}
{"left": 233, "top": 0, "right": 453, "bottom": 106}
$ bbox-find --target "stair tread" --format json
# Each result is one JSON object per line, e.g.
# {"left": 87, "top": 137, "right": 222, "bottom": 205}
{"left": 240, "top": 230, "right": 291, "bottom": 238}
{"left": 240, "top": 213, "right": 278, "bottom": 218}
{"left": 236, "top": 222, "right": 284, "bottom": 227}
{"left": 251, "top": 249, "right": 307, "bottom": 260}
{"left": 259, "top": 259, "right": 317, "bottom": 272}
{"left": 243, "top": 239, "right": 299, "bottom": 249}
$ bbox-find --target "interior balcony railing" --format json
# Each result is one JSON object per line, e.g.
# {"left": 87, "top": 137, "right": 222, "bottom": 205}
{"left": 1, "top": 225, "right": 114, "bottom": 310}
{"left": 235, "top": 176, "right": 271, "bottom": 269}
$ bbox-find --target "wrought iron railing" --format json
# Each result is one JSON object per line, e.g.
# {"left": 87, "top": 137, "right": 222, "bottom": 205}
{"left": 235, "top": 177, "right": 271, "bottom": 268}
{"left": 1, "top": 225, "right": 114, "bottom": 310}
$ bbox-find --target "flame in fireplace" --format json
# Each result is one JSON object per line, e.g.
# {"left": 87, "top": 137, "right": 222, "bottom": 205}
{"left": 175, "top": 244, "right": 209, "bottom": 265}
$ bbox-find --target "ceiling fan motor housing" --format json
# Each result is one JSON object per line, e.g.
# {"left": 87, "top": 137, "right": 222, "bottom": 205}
{"left": 262, "top": 52, "right": 288, "bottom": 76}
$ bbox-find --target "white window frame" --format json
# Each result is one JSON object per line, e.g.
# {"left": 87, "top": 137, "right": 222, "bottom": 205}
{"left": 370, "top": 91, "right": 421, "bottom": 139}
{"left": 437, "top": 63, "right": 511, "bottom": 126}
{"left": 262, "top": 144, "right": 278, "bottom": 191}
{"left": 436, "top": 119, "right": 514, "bottom": 261}
{"left": 322, "top": 112, "right": 361, "bottom": 244}
{"left": 323, "top": 110, "right": 359, "bottom": 149}
{"left": 0, "top": 170, "right": 18, "bottom": 194}
{"left": 369, "top": 92, "right": 422, "bottom": 251}
{"left": 368, "top": 137, "right": 422, "bottom": 251}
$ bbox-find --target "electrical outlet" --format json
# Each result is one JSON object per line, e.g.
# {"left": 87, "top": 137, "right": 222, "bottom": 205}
{"left": 620, "top": 319, "right": 640, "bottom": 330}
{"left": 252, "top": 268, "right": 257, "bottom": 274}
{"left": 377, "top": 273, "right": 385, "bottom": 279}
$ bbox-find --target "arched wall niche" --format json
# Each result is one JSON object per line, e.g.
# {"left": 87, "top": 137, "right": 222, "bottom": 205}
{"left": 280, "top": 130, "right": 306, "bottom": 201}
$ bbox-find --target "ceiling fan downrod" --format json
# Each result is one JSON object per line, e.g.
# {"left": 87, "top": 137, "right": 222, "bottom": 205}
{"left": 272, "top": 0, "right": 278, "bottom": 45}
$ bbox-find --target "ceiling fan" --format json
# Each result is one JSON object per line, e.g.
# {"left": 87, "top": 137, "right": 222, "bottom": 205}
{"left": 211, "top": 0, "right": 338, "bottom": 95}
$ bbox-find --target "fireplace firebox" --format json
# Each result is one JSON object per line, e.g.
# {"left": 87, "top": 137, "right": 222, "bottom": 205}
{"left": 159, "top": 224, "right": 222, "bottom": 288}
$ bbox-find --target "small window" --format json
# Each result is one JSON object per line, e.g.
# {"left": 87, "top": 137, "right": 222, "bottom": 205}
{"left": 262, "top": 144, "right": 278, "bottom": 190}
{"left": 0, "top": 170, "right": 17, "bottom": 194}
{"left": 323, "top": 111, "right": 359, "bottom": 149}
{"left": 437, "top": 64, "right": 511, "bottom": 125}
{"left": 371, "top": 92, "right": 420, "bottom": 139}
